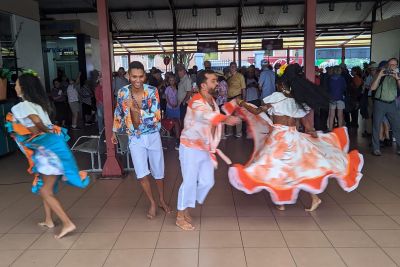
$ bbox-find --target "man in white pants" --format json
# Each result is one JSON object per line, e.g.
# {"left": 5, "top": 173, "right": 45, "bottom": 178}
{"left": 176, "top": 70, "right": 240, "bottom": 230}
{"left": 112, "top": 61, "right": 170, "bottom": 219}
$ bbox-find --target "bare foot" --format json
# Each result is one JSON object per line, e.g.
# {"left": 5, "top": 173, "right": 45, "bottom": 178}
{"left": 38, "top": 221, "right": 55, "bottom": 228}
{"left": 55, "top": 223, "right": 76, "bottom": 239}
{"left": 159, "top": 202, "right": 172, "bottom": 214}
{"left": 276, "top": 205, "right": 285, "bottom": 211}
{"left": 147, "top": 203, "right": 157, "bottom": 220}
{"left": 305, "top": 198, "right": 322, "bottom": 212}
{"left": 176, "top": 218, "right": 195, "bottom": 230}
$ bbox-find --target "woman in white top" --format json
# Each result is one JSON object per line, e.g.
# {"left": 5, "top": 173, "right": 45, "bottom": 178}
{"left": 9, "top": 72, "right": 89, "bottom": 239}
{"left": 226, "top": 64, "right": 364, "bottom": 212}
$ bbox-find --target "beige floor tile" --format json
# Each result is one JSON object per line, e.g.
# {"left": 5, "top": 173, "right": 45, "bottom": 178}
{"left": 30, "top": 232, "right": 81, "bottom": 249}
{"left": 313, "top": 216, "right": 361, "bottom": 230}
{"left": 8, "top": 218, "right": 50, "bottom": 234}
{"left": 201, "top": 205, "right": 236, "bottom": 217}
{"left": 85, "top": 218, "right": 127, "bottom": 233}
{"left": 276, "top": 217, "right": 319, "bottom": 230}
{"left": 245, "top": 248, "right": 295, "bottom": 267}
{"left": 199, "top": 248, "right": 246, "bottom": 267}
{"left": 324, "top": 230, "right": 376, "bottom": 247}
{"left": 123, "top": 217, "right": 164, "bottom": 232}
{"left": 104, "top": 249, "right": 153, "bottom": 267}
{"left": 366, "top": 230, "right": 400, "bottom": 247}
{"left": 57, "top": 249, "right": 110, "bottom": 267}
{"left": 235, "top": 205, "right": 273, "bottom": 217}
{"left": 96, "top": 206, "right": 134, "bottom": 218}
{"left": 161, "top": 216, "right": 201, "bottom": 232}
{"left": 0, "top": 234, "right": 40, "bottom": 250}
{"left": 71, "top": 233, "right": 119, "bottom": 249}
{"left": 113, "top": 231, "right": 159, "bottom": 249}
{"left": 238, "top": 217, "right": 279, "bottom": 230}
{"left": 241, "top": 231, "right": 286, "bottom": 248}
{"left": 337, "top": 248, "right": 397, "bottom": 267}
{"left": 341, "top": 203, "right": 385, "bottom": 215}
{"left": 11, "top": 249, "right": 66, "bottom": 267}
{"left": 157, "top": 231, "right": 199, "bottom": 248}
{"left": 352, "top": 216, "right": 400, "bottom": 230}
{"left": 0, "top": 250, "right": 23, "bottom": 267}
{"left": 151, "top": 248, "right": 197, "bottom": 267}
{"left": 308, "top": 204, "right": 347, "bottom": 217}
{"left": 290, "top": 248, "right": 346, "bottom": 267}
{"left": 391, "top": 216, "right": 400, "bottom": 224}
{"left": 375, "top": 204, "right": 400, "bottom": 216}
{"left": 201, "top": 217, "right": 239, "bottom": 231}
{"left": 0, "top": 219, "right": 19, "bottom": 234}
{"left": 382, "top": 248, "right": 400, "bottom": 266}
{"left": 282, "top": 231, "right": 331, "bottom": 248}
{"left": 200, "top": 231, "right": 242, "bottom": 248}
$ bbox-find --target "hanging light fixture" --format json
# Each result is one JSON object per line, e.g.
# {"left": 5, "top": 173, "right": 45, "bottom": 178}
{"left": 355, "top": 1, "right": 362, "bottom": 11}
{"left": 148, "top": 10, "right": 154, "bottom": 19}
{"left": 258, "top": 5, "right": 264, "bottom": 14}
{"left": 192, "top": 7, "right": 198, "bottom": 17}
{"left": 329, "top": 1, "right": 335, "bottom": 11}
{"left": 282, "top": 3, "right": 289, "bottom": 14}
{"left": 216, "top": 7, "right": 221, "bottom": 16}
{"left": 126, "top": 11, "right": 132, "bottom": 20}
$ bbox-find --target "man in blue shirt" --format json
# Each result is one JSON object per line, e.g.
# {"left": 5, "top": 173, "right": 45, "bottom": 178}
{"left": 259, "top": 60, "right": 276, "bottom": 100}
{"left": 112, "top": 61, "right": 171, "bottom": 219}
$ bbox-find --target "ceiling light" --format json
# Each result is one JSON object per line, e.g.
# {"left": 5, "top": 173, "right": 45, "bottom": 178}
{"left": 216, "top": 7, "right": 221, "bottom": 16}
{"left": 329, "top": 1, "right": 335, "bottom": 11}
{"left": 148, "top": 10, "right": 154, "bottom": 18}
{"left": 355, "top": 1, "right": 362, "bottom": 11}
{"left": 192, "top": 7, "right": 197, "bottom": 17}
{"left": 126, "top": 11, "right": 132, "bottom": 19}
{"left": 259, "top": 5, "right": 264, "bottom": 14}
{"left": 282, "top": 4, "right": 288, "bottom": 14}
{"left": 59, "top": 36, "right": 77, "bottom": 40}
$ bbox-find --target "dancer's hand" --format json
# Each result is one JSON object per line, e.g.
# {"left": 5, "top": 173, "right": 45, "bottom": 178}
{"left": 111, "top": 133, "right": 118, "bottom": 144}
{"left": 225, "top": 116, "right": 240, "bottom": 126}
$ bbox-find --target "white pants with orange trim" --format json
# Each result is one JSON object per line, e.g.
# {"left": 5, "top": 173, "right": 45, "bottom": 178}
{"left": 177, "top": 144, "right": 214, "bottom": 211}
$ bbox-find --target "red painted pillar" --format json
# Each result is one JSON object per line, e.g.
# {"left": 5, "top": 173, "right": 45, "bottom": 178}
{"left": 341, "top": 46, "right": 345, "bottom": 65}
{"left": 97, "top": 0, "right": 123, "bottom": 177}
{"left": 304, "top": 0, "right": 316, "bottom": 83}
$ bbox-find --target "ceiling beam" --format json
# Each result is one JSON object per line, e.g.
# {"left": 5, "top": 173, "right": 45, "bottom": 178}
{"left": 40, "top": 0, "right": 378, "bottom": 15}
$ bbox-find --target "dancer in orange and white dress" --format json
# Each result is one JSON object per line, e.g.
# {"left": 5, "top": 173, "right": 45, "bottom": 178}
{"left": 224, "top": 64, "right": 364, "bottom": 211}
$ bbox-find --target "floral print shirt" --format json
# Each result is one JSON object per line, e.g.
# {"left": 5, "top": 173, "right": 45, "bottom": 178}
{"left": 113, "top": 84, "right": 161, "bottom": 137}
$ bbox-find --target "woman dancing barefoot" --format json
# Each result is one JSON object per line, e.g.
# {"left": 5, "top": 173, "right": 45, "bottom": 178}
{"left": 224, "top": 64, "right": 363, "bottom": 212}
{"left": 6, "top": 71, "right": 90, "bottom": 238}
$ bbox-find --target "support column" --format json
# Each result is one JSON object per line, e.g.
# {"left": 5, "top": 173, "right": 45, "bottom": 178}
{"left": 286, "top": 48, "right": 290, "bottom": 65}
{"left": 233, "top": 48, "right": 236, "bottom": 63}
{"left": 237, "top": 4, "right": 243, "bottom": 67}
{"left": 169, "top": 0, "right": 178, "bottom": 68}
{"left": 341, "top": 46, "right": 346, "bottom": 65}
{"left": 97, "top": 0, "right": 123, "bottom": 177}
{"left": 304, "top": 0, "right": 316, "bottom": 83}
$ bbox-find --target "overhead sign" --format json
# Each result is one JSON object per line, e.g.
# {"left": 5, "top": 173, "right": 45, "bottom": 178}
{"left": 197, "top": 42, "right": 218, "bottom": 53}
{"left": 262, "top": 39, "right": 283, "bottom": 50}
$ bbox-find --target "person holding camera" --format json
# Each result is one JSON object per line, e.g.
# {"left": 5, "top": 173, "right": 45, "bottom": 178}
{"left": 370, "top": 58, "right": 400, "bottom": 156}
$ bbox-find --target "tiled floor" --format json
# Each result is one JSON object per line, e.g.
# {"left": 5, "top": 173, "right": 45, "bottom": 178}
{"left": 0, "top": 130, "right": 400, "bottom": 266}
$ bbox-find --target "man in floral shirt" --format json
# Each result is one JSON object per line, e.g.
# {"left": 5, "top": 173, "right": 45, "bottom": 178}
{"left": 112, "top": 61, "right": 171, "bottom": 219}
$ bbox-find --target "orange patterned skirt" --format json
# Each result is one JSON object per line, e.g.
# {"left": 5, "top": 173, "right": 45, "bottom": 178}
{"left": 228, "top": 125, "right": 364, "bottom": 205}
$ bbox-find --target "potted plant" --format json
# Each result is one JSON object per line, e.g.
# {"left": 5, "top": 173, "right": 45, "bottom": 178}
{"left": 0, "top": 68, "right": 11, "bottom": 101}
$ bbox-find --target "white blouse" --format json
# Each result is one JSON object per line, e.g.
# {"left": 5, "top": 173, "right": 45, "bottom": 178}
{"left": 262, "top": 92, "right": 310, "bottom": 118}
{"left": 11, "top": 101, "right": 52, "bottom": 127}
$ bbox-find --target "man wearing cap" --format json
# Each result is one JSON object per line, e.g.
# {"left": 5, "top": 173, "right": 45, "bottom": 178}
{"left": 370, "top": 57, "right": 400, "bottom": 156}
{"left": 177, "top": 64, "right": 193, "bottom": 125}
{"left": 112, "top": 67, "right": 129, "bottom": 99}
{"left": 259, "top": 60, "right": 276, "bottom": 99}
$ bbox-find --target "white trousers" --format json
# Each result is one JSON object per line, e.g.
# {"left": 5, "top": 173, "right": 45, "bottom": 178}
{"left": 177, "top": 145, "right": 215, "bottom": 210}
{"left": 129, "top": 132, "right": 164, "bottom": 179}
